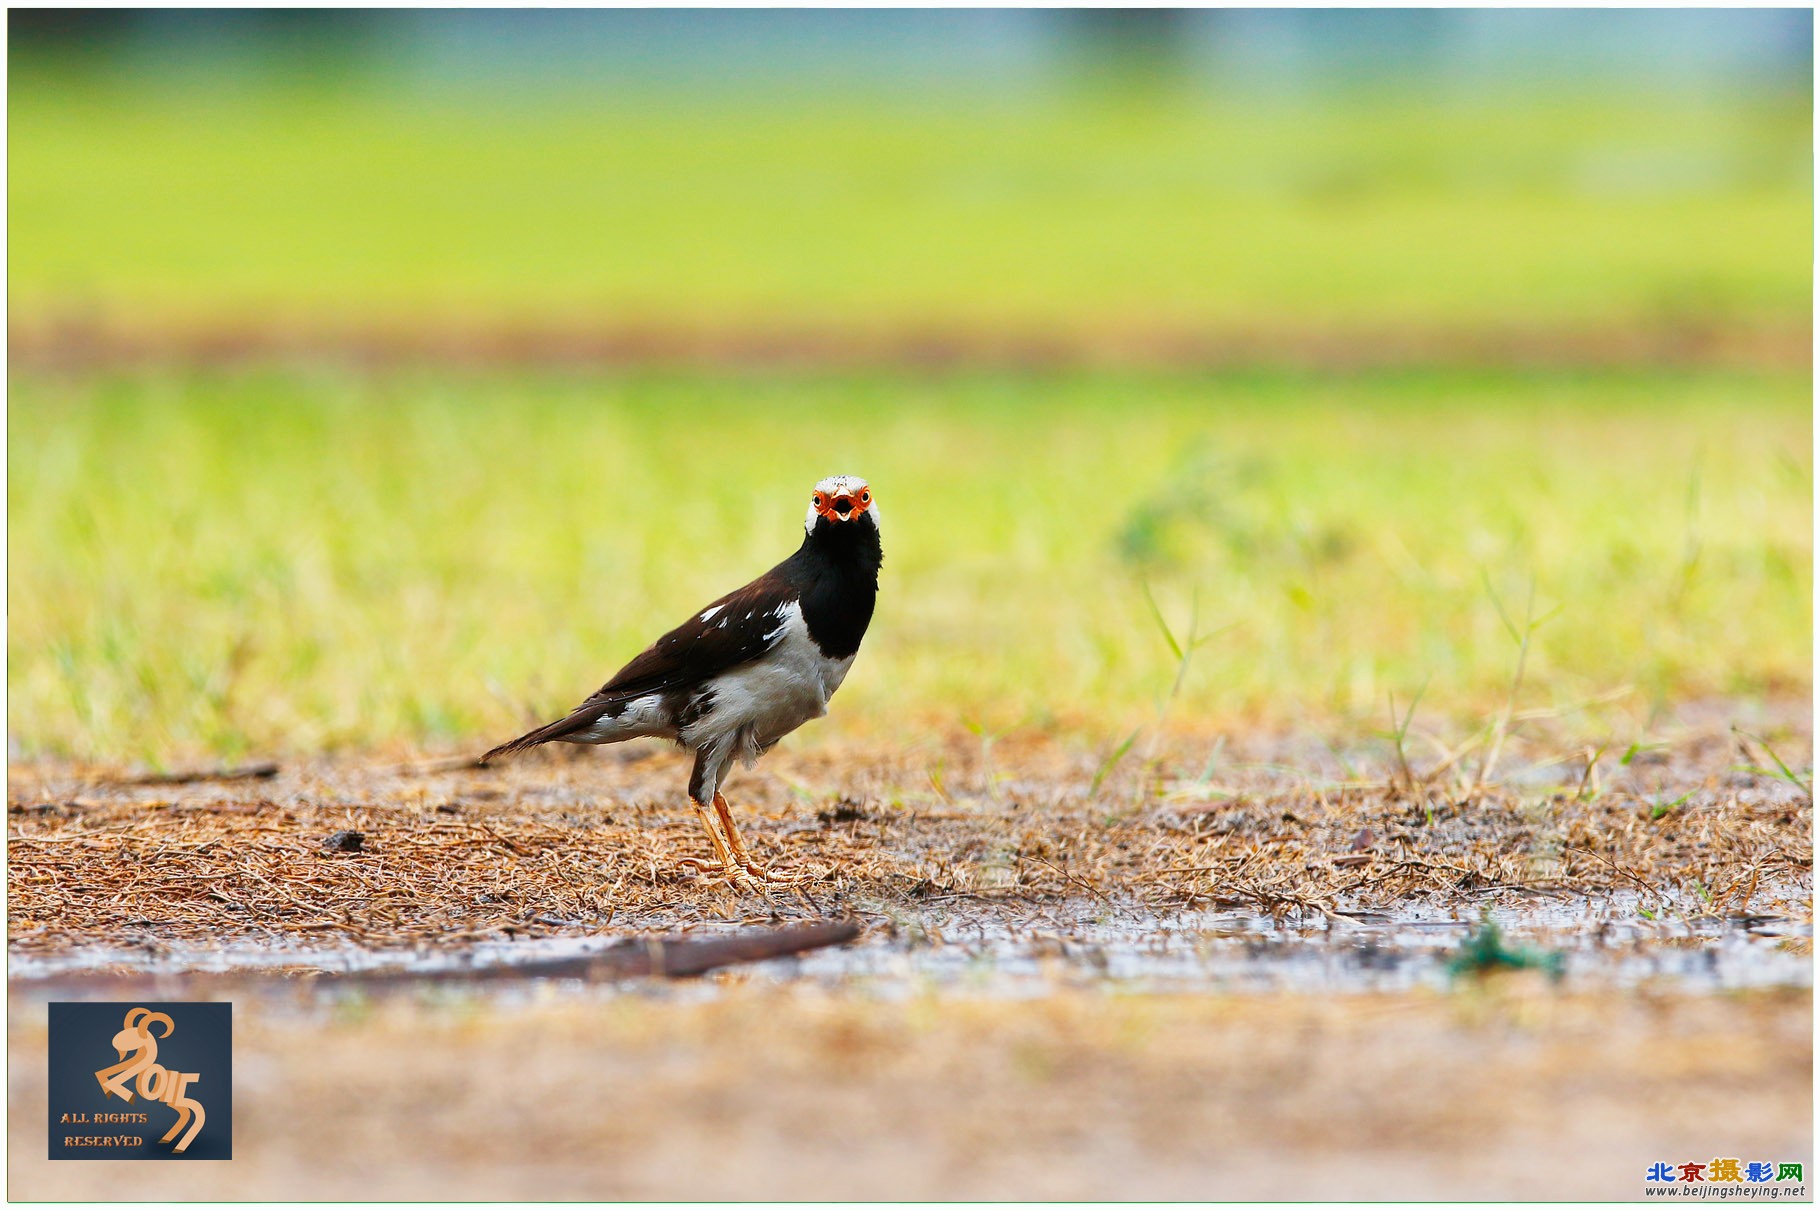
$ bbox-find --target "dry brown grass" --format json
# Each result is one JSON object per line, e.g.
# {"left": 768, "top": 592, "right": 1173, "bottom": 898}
{"left": 8, "top": 983, "right": 1809, "bottom": 1198}
{"left": 9, "top": 720, "right": 1810, "bottom": 958}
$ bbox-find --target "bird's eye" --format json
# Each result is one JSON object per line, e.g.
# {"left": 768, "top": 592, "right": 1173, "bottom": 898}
{"left": 813, "top": 494, "right": 825, "bottom": 507}
{"left": 859, "top": 490, "right": 870, "bottom": 503}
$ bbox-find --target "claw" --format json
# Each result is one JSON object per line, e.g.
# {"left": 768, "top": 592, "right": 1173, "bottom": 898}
{"left": 678, "top": 856, "right": 774, "bottom": 890}
{"left": 746, "top": 862, "right": 823, "bottom": 888}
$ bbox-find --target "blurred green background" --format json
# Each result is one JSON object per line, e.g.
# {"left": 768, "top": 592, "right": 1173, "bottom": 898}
{"left": 8, "top": 11, "right": 1812, "bottom": 763}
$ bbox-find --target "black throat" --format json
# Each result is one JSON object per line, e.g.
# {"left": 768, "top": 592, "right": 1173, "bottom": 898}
{"left": 789, "top": 517, "right": 882, "bottom": 660}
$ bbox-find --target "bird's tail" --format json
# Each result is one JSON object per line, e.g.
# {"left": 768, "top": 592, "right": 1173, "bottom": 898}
{"left": 479, "top": 708, "right": 599, "bottom": 764}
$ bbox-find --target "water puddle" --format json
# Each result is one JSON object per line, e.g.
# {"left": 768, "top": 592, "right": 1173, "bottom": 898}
{"left": 9, "top": 892, "right": 1810, "bottom": 1004}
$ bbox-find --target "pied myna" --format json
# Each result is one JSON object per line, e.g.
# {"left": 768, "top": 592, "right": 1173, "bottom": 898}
{"left": 482, "top": 475, "right": 882, "bottom": 882}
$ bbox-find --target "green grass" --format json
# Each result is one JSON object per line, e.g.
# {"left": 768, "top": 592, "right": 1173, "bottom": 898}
{"left": 8, "top": 367, "right": 1809, "bottom": 763}
{"left": 8, "top": 76, "right": 1810, "bottom": 761}
{"left": 9, "top": 81, "right": 1810, "bottom": 334}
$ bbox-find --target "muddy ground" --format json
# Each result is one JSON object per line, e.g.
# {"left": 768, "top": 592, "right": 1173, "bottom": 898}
{"left": 7, "top": 715, "right": 1813, "bottom": 1198}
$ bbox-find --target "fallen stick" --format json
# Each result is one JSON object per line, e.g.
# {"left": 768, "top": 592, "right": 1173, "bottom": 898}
{"left": 382, "top": 754, "right": 490, "bottom": 776}
{"left": 118, "top": 762, "right": 280, "bottom": 786}
{"left": 8, "top": 919, "right": 863, "bottom": 994}
{"left": 356, "top": 918, "right": 862, "bottom": 983}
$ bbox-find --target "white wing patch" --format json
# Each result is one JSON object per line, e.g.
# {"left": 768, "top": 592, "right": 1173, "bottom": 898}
{"left": 699, "top": 605, "right": 723, "bottom": 623}
{"left": 762, "top": 605, "right": 794, "bottom": 644}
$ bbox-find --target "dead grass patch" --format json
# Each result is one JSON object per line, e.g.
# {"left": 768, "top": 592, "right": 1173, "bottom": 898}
{"left": 9, "top": 726, "right": 1809, "bottom": 955}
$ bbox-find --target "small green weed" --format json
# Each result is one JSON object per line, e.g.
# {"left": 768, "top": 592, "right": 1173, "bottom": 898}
{"left": 1448, "top": 915, "right": 1566, "bottom": 982}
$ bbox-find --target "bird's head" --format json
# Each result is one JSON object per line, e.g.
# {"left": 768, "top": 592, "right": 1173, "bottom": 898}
{"left": 804, "top": 475, "right": 879, "bottom": 536}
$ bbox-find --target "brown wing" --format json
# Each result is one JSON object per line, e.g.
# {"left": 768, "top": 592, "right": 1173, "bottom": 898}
{"left": 480, "top": 569, "right": 796, "bottom": 762}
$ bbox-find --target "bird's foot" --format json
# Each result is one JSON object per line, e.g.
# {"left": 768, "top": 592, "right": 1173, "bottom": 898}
{"left": 739, "top": 861, "right": 824, "bottom": 887}
{"left": 678, "top": 857, "right": 771, "bottom": 890}
{"left": 680, "top": 857, "right": 819, "bottom": 889}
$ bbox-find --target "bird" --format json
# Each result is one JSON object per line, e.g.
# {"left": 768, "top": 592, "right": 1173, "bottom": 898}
{"left": 481, "top": 475, "right": 882, "bottom": 883}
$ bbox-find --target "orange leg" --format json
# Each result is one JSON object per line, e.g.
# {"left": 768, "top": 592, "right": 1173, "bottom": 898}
{"left": 681, "top": 796, "right": 735, "bottom": 872}
{"left": 712, "top": 793, "right": 769, "bottom": 878}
